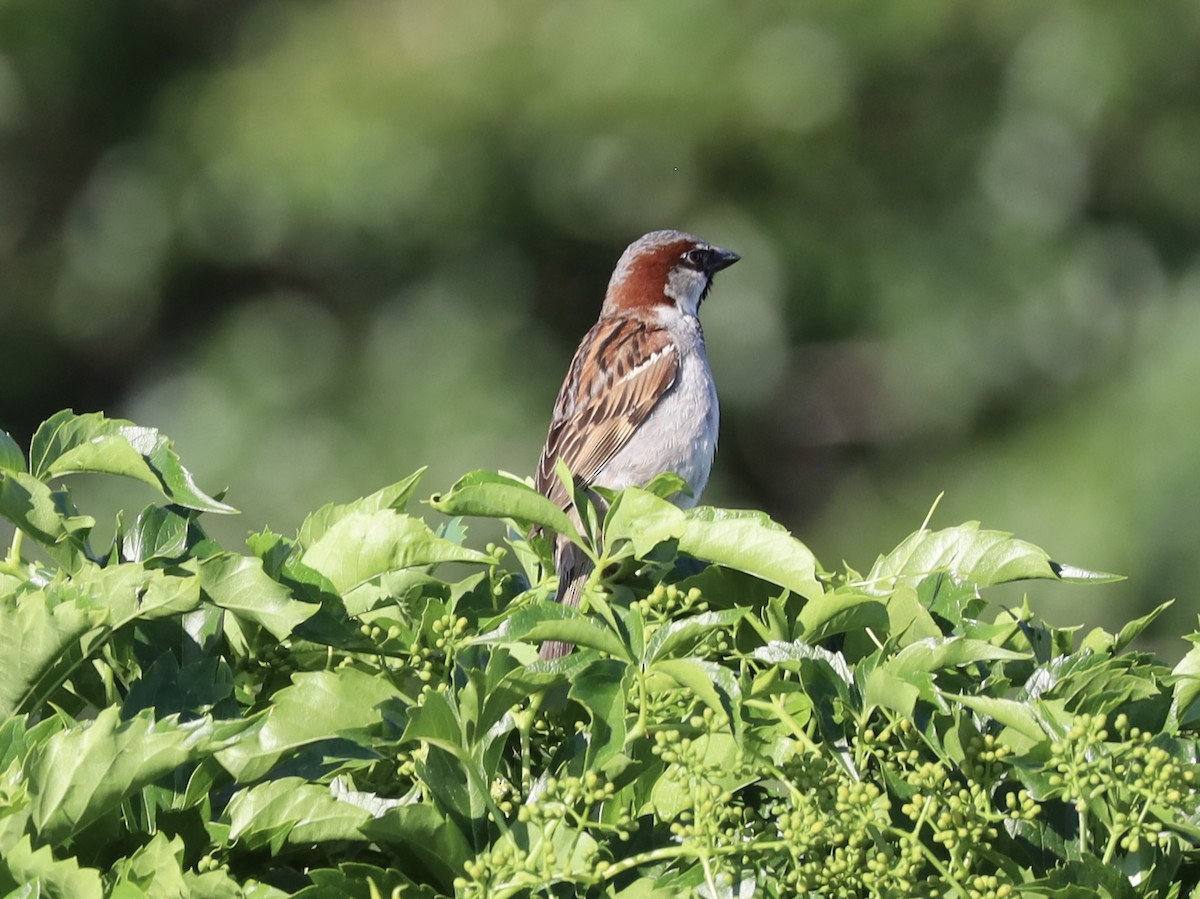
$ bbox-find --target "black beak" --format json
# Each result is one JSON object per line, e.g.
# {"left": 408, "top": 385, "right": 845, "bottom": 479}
{"left": 705, "top": 247, "right": 741, "bottom": 274}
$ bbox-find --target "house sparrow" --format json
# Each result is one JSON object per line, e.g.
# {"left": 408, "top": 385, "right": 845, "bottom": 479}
{"left": 535, "top": 230, "right": 740, "bottom": 659}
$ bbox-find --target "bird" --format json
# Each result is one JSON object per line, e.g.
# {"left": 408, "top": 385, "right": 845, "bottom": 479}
{"left": 534, "top": 229, "right": 740, "bottom": 659}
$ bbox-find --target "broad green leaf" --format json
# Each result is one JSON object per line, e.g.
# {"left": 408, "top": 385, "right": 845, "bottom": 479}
{"left": 865, "top": 522, "right": 1122, "bottom": 592}
{"left": 198, "top": 553, "right": 317, "bottom": 640}
{"left": 797, "top": 590, "right": 888, "bottom": 642}
{"left": 297, "top": 471, "right": 427, "bottom": 548}
{"left": 0, "top": 472, "right": 94, "bottom": 566}
{"left": 568, "top": 659, "right": 629, "bottom": 767}
{"left": 0, "top": 565, "right": 199, "bottom": 718}
{"left": 26, "top": 708, "right": 217, "bottom": 843}
{"left": 947, "top": 693, "right": 1048, "bottom": 744}
{"left": 29, "top": 410, "right": 236, "bottom": 514}
{"left": 429, "top": 470, "right": 583, "bottom": 545}
{"left": 360, "top": 805, "right": 472, "bottom": 890}
{"left": 293, "top": 863, "right": 437, "bottom": 899}
{"left": 604, "top": 490, "right": 824, "bottom": 598}
{"left": 121, "top": 505, "right": 190, "bottom": 563}
{"left": 0, "top": 430, "right": 24, "bottom": 474}
{"left": 215, "top": 669, "right": 399, "bottom": 782}
{"left": 400, "top": 689, "right": 463, "bottom": 752}
{"left": 884, "top": 636, "right": 1027, "bottom": 676}
{"left": 109, "top": 832, "right": 188, "bottom": 899}
{"left": 1169, "top": 637, "right": 1200, "bottom": 730}
{"left": 884, "top": 584, "right": 943, "bottom": 645}
{"left": 863, "top": 666, "right": 923, "bottom": 717}
{"left": 72, "top": 563, "right": 203, "bottom": 622}
{"left": 652, "top": 657, "right": 742, "bottom": 729}
{"left": 0, "top": 835, "right": 103, "bottom": 899}
{"left": 474, "top": 602, "right": 630, "bottom": 659}
{"left": 644, "top": 609, "right": 747, "bottom": 664}
{"left": 679, "top": 506, "right": 823, "bottom": 599}
{"left": 299, "top": 510, "right": 491, "bottom": 595}
{"left": 603, "top": 488, "right": 687, "bottom": 558}
{"left": 753, "top": 640, "right": 854, "bottom": 687}
{"left": 0, "top": 585, "right": 107, "bottom": 718}
{"left": 225, "top": 778, "right": 372, "bottom": 849}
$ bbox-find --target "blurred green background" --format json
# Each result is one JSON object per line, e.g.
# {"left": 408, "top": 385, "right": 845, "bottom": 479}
{"left": 2, "top": 0, "right": 1198, "bottom": 654}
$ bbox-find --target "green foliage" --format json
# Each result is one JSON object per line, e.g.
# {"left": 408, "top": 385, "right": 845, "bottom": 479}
{"left": 1, "top": 412, "right": 1198, "bottom": 898}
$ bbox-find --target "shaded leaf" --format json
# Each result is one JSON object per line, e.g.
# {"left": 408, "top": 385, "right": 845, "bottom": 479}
{"left": 198, "top": 553, "right": 318, "bottom": 640}
{"left": 26, "top": 708, "right": 217, "bottom": 844}
{"left": 0, "top": 429, "right": 24, "bottom": 475}
{"left": 215, "top": 669, "right": 398, "bottom": 782}
{"left": 473, "top": 602, "right": 630, "bottom": 659}
{"left": 225, "top": 778, "right": 372, "bottom": 849}
{"left": 121, "top": 505, "right": 190, "bottom": 563}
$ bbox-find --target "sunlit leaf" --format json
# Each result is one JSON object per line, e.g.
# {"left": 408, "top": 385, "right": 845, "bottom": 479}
{"left": 429, "top": 470, "right": 583, "bottom": 546}
{"left": 29, "top": 410, "right": 236, "bottom": 514}
{"left": 297, "top": 471, "right": 428, "bottom": 548}
{"left": 300, "top": 510, "right": 491, "bottom": 595}
{"left": 865, "top": 523, "right": 1122, "bottom": 592}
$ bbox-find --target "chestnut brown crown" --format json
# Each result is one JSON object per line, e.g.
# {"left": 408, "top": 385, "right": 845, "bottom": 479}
{"left": 601, "top": 230, "right": 740, "bottom": 317}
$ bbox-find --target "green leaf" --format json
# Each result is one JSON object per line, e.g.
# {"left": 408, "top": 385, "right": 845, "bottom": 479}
{"left": 679, "top": 506, "right": 824, "bottom": 599}
{"left": 360, "top": 805, "right": 471, "bottom": 891}
{"left": 946, "top": 693, "right": 1049, "bottom": 743}
{"left": 26, "top": 708, "right": 217, "bottom": 844}
{"left": 109, "top": 832, "right": 188, "bottom": 898}
{"left": 644, "top": 609, "right": 747, "bottom": 664}
{"left": 798, "top": 590, "right": 888, "bottom": 642}
{"left": 293, "top": 864, "right": 438, "bottom": 899}
{"left": 29, "top": 410, "right": 236, "bottom": 514}
{"left": 0, "top": 472, "right": 94, "bottom": 566}
{"left": 0, "top": 430, "right": 24, "bottom": 475}
{"left": 297, "top": 471, "right": 427, "bottom": 548}
{"left": 653, "top": 657, "right": 742, "bottom": 730}
{"left": 1169, "top": 638, "right": 1200, "bottom": 730}
{"left": 1113, "top": 600, "right": 1173, "bottom": 653}
{"left": 865, "top": 522, "right": 1122, "bottom": 592}
{"left": 885, "top": 636, "right": 1028, "bottom": 676}
{"left": 429, "top": 470, "right": 583, "bottom": 545}
{"left": 121, "top": 505, "right": 190, "bottom": 563}
{"left": 299, "top": 510, "right": 491, "bottom": 595}
{"left": 568, "top": 660, "right": 629, "bottom": 767}
{"left": 473, "top": 602, "right": 631, "bottom": 659}
{"left": 225, "top": 778, "right": 372, "bottom": 850}
{"left": 198, "top": 553, "right": 318, "bottom": 640}
{"left": 603, "top": 488, "right": 687, "bottom": 558}
{"left": 0, "top": 565, "right": 202, "bottom": 718}
{"left": 215, "top": 669, "right": 399, "bottom": 782}
{"left": 0, "top": 835, "right": 103, "bottom": 899}
{"left": 603, "top": 490, "right": 824, "bottom": 598}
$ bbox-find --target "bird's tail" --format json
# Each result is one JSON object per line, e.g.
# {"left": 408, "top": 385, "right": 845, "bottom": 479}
{"left": 539, "top": 538, "right": 592, "bottom": 660}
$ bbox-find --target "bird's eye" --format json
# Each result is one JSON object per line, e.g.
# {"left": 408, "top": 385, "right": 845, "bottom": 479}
{"left": 683, "top": 248, "right": 709, "bottom": 270}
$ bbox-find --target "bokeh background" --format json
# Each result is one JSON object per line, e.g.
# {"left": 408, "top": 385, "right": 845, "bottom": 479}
{"left": 2, "top": 1, "right": 1198, "bottom": 654}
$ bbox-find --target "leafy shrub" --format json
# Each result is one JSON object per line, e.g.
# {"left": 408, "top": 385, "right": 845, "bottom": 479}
{"left": 1, "top": 411, "right": 1198, "bottom": 898}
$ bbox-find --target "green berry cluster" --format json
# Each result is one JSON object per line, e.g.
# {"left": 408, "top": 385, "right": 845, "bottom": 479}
{"left": 1047, "top": 712, "right": 1196, "bottom": 857}
{"left": 632, "top": 583, "right": 708, "bottom": 623}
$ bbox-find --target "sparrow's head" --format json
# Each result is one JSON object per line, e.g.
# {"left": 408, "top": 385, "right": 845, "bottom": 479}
{"left": 602, "top": 230, "right": 740, "bottom": 318}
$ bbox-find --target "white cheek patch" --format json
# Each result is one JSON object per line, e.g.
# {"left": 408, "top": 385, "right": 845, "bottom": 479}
{"left": 665, "top": 267, "right": 708, "bottom": 316}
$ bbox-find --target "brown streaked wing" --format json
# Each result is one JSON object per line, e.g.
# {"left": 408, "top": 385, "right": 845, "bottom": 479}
{"left": 536, "top": 317, "right": 679, "bottom": 511}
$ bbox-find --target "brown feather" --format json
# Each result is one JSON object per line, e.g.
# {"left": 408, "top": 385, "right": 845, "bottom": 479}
{"left": 536, "top": 315, "right": 679, "bottom": 511}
